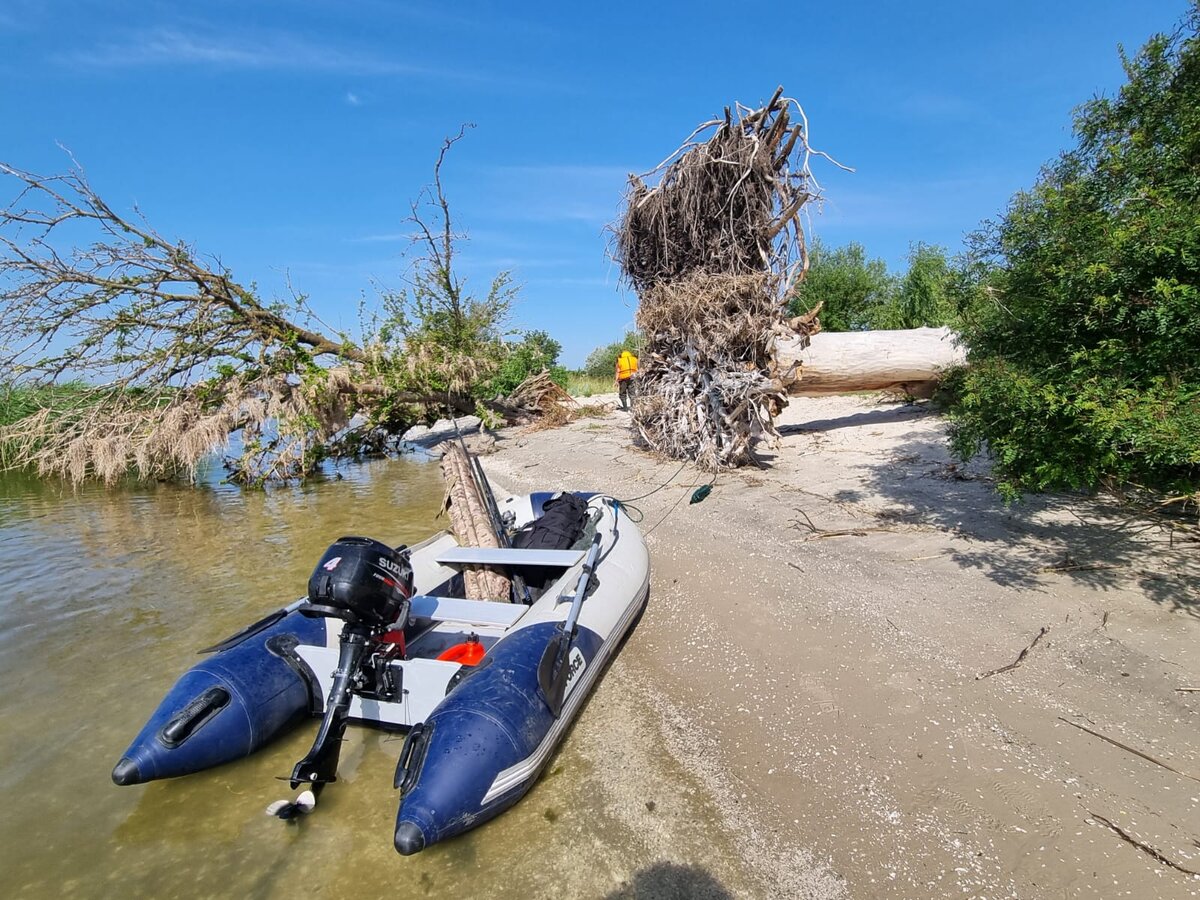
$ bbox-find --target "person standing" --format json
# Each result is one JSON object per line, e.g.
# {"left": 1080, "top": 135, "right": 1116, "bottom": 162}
{"left": 615, "top": 349, "right": 639, "bottom": 410}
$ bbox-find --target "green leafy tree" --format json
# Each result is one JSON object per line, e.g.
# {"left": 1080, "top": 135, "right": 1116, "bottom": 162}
{"left": 787, "top": 239, "right": 894, "bottom": 331}
{"left": 485, "top": 330, "right": 568, "bottom": 396}
{"left": 583, "top": 330, "right": 642, "bottom": 378}
{"left": 947, "top": 5, "right": 1200, "bottom": 499}
{"left": 873, "top": 243, "right": 956, "bottom": 329}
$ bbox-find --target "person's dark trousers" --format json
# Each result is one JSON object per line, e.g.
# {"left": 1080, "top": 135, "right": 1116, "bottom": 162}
{"left": 619, "top": 378, "right": 634, "bottom": 409}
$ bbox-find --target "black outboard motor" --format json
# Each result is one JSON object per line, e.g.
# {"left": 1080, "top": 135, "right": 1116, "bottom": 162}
{"left": 304, "top": 536, "right": 414, "bottom": 626}
{"left": 276, "top": 537, "right": 414, "bottom": 817}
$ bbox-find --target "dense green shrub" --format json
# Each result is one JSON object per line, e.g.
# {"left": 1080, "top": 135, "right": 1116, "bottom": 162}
{"left": 787, "top": 240, "right": 893, "bottom": 330}
{"left": 947, "top": 5, "right": 1200, "bottom": 498}
{"left": 874, "top": 243, "right": 957, "bottom": 330}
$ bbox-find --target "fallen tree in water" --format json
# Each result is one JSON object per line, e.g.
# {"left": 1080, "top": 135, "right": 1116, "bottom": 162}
{"left": 0, "top": 132, "right": 537, "bottom": 485}
{"left": 614, "top": 87, "right": 833, "bottom": 469}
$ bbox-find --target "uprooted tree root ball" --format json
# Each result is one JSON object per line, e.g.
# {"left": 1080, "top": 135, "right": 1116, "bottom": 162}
{"left": 614, "top": 87, "right": 833, "bottom": 469}
{"left": 632, "top": 272, "right": 814, "bottom": 469}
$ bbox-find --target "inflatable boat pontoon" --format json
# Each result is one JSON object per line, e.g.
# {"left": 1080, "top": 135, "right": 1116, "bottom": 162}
{"left": 112, "top": 488, "right": 649, "bottom": 855}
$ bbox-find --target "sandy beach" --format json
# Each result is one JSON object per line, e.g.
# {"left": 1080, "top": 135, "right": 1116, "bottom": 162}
{"left": 478, "top": 393, "right": 1200, "bottom": 899}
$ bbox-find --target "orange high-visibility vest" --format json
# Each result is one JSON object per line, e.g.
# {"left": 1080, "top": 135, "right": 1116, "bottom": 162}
{"left": 616, "top": 351, "right": 638, "bottom": 381}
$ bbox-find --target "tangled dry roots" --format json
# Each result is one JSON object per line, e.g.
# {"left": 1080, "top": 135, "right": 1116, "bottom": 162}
{"left": 615, "top": 88, "right": 825, "bottom": 469}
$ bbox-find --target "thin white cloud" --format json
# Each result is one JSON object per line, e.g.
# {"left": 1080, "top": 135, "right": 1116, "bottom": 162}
{"left": 62, "top": 26, "right": 443, "bottom": 78}
{"left": 346, "top": 231, "right": 418, "bottom": 244}
{"left": 473, "top": 163, "right": 632, "bottom": 226}
{"left": 56, "top": 24, "right": 572, "bottom": 93}
{"left": 526, "top": 275, "right": 614, "bottom": 288}
{"left": 345, "top": 91, "right": 362, "bottom": 106}
{"left": 894, "top": 92, "right": 977, "bottom": 121}
{"left": 484, "top": 164, "right": 635, "bottom": 180}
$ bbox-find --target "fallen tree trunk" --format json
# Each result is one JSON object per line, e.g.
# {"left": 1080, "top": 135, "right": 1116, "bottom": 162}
{"left": 776, "top": 326, "right": 966, "bottom": 396}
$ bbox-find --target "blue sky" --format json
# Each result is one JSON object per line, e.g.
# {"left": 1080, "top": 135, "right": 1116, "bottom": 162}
{"left": 1, "top": 0, "right": 1190, "bottom": 366}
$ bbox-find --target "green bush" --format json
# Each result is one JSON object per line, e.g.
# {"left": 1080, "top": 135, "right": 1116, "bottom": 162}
{"left": 484, "top": 330, "right": 568, "bottom": 396}
{"left": 788, "top": 239, "right": 893, "bottom": 330}
{"left": 946, "top": 5, "right": 1200, "bottom": 497}
{"left": 873, "top": 243, "right": 957, "bottom": 330}
{"left": 788, "top": 239, "right": 957, "bottom": 331}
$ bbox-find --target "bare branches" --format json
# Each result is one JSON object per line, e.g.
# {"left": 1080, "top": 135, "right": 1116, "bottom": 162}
{"left": 0, "top": 162, "right": 357, "bottom": 388}
{"left": 1, "top": 134, "right": 532, "bottom": 487}
{"left": 975, "top": 627, "right": 1049, "bottom": 679}
{"left": 384, "top": 124, "right": 515, "bottom": 398}
{"left": 0, "top": 160, "right": 385, "bottom": 484}
{"left": 614, "top": 89, "right": 823, "bottom": 297}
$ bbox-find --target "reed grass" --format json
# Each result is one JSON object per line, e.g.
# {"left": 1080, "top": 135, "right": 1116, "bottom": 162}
{"left": 0, "top": 382, "right": 93, "bottom": 468}
{"left": 562, "top": 373, "right": 614, "bottom": 398}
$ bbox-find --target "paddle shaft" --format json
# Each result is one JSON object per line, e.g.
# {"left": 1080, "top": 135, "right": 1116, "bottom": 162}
{"left": 562, "top": 529, "right": 604, "bottom": 637}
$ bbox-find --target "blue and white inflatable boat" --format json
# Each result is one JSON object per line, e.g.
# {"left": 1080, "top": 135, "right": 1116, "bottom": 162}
{"left": 113, "top": 489, "right": 650, "bottom": 855}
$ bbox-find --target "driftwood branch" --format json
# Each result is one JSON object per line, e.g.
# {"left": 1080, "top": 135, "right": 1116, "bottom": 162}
{"left": 1089, "top": 813, "right": 1200, "bottom": 876}
{"left": 976, "top": 627, "right": 1049, "bottom": 679}
{"left": 439, "top": 444, "right": 510, "bottom": 602}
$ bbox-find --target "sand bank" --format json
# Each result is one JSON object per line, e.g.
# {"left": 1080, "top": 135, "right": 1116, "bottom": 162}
{"left": 480, "top": 393, "right": 1199, "bottom": 899}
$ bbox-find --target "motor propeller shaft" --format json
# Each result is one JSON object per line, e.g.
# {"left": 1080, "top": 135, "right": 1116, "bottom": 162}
{"left": 288, "top": 625, "right": 369, "bottom": 789}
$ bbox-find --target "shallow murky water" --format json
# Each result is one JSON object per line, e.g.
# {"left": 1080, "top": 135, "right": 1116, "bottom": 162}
{"left": 0, "top": 459, "right": 762, "bottom": 900}
{"left": 0, "top": 458, "right": 450, "bottom": 898}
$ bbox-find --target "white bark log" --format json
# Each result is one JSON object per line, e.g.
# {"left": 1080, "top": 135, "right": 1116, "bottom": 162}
{"left": 775, "top": 327, "right": 966, "bottom": 395}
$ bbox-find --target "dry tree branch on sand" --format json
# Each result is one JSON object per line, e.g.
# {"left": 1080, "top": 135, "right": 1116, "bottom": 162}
{"left": 614, "top": 87, "right": 840, "bottom": 469}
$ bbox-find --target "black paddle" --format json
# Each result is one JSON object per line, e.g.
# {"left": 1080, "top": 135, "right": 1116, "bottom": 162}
{"left": 197, "top": 598, "right": 306, "bottom": 654}
{"left": 536, "top": 529, "right": 603, "bottom": 717}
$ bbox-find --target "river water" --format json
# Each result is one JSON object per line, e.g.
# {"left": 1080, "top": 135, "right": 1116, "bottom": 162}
{"left": 0, "top": 458, "right": 761, "bottom": 900}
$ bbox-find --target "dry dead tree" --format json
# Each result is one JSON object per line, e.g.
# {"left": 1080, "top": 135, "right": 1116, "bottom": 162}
{"left": 614, "top": 87, "right": 838, "bottom": 469}
{"left": 439, "top": 443, "right": 511, "bottom": 601}
{"left": 0, "top": 160, "right": 381, "bottom": 484}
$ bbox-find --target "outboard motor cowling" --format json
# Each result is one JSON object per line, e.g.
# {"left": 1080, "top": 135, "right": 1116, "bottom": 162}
{"left": 304, "top": 536, "right": 414, "bottom": 627}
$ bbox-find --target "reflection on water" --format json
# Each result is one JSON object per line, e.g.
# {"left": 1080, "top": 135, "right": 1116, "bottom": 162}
{"left": 0, "top": 460, "right": 756, "bottom": 900}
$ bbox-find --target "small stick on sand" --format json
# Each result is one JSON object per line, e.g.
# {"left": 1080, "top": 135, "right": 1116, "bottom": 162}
{"left": 1059, "top": 717, "right": 1200, "bottom": 784}
{"left": 1089, "top": 812, "right": 1200, "bottom": 876}
{"left": 1038, "top": 561, "right": 1127, "bottom": 574}
{"left": 976, "top": 627, "right": 1049, "bottom": 680}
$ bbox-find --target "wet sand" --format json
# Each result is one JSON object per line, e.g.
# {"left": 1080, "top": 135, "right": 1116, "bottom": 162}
{"left": 482, "top": 393, "right": 1200, "bottom": 899}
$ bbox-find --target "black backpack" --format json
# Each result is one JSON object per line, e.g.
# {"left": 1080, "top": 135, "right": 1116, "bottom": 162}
{"left": 511, "top": 493, "right": 590, "bottom": 591}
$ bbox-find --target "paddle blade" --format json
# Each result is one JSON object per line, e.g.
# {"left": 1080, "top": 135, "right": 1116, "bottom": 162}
{"left": 536, "top": 630, "right": 570, "bottom": 718}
